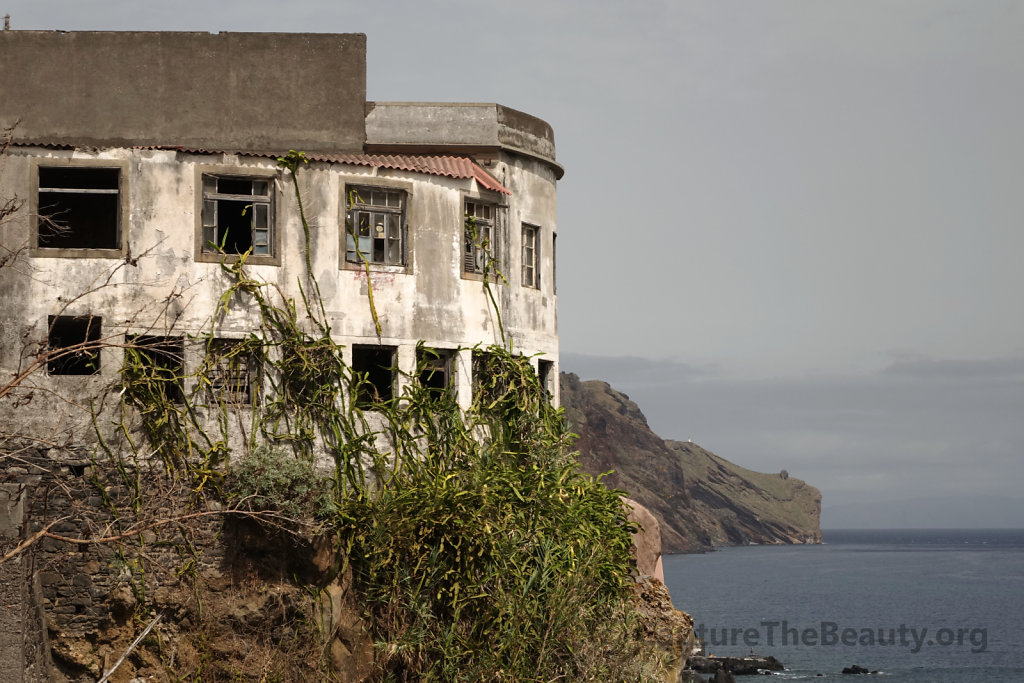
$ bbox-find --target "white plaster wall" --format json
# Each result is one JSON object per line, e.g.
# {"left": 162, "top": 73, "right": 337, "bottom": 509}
{"left": 0, "top": 146, "right": 559, "bottom": 438}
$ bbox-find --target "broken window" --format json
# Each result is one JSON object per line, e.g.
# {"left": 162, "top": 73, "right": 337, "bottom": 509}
{"left": 346, "top": 186, "right": 406, "bottom": 266}
{"left": 201, "top": 175, "right": 273, "bottom": 256}
{"left": 47, "top": 315, "right": 101, "bottom": 375}
{"left": 417, "top": 347, "right": 456, "bottom": 400}
{"left": 208, "top": 339, "right": 254, "bottom": 405}
{"left": 352, "top": 345, "right": 396, "bottom": 407}
{"left": 522, "top": 224, "right": 540, "bottom": 289}
{"left": 126, "top": 335, "right": 185, "bottom": 403}
{"left": 37, "top": 166, "right": 121, "bottom": 250}
{"left": 464, "top": 200, "right": 499, "bottom": 275}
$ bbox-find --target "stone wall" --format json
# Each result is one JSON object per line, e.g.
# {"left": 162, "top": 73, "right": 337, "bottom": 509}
{"left": 1, "top": 445, "right": 374, "bottom": 681}
{"left": 1, "top": 447, "right": 228, "bottom": 680}
{"left": 1, "top": 480, "right": 49, "bottom": 683}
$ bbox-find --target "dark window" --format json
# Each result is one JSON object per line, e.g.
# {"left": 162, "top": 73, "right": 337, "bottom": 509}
{"left": 417, "top": 347, "right": 455, "bottom": 400}
{"left": 346, "top": 186, "right": 406, "bottom": 266}
{"left": 208, "top": 339, "right": 253, "bottom": 405}
{"left": 37, "top": 167, "right": 121, "bottom": 250}
{"left": 201, "top": 175, "right": 273, "bottom": 255}
{"left": 537, "top": 359, "right": 555, "bottom": 398}
{"left": 464, "top": 200, "right": 498, "bottom": 274}
{"left": 522, "top": 224, "right": 539, "bottom": 289}
{"left": 47, "top": 315, "right": 101, "bottom": 375}
{"left": 352, "top": 345, "right": 395, "bottom": 407}
{"left": 552, "top": 233, "right": 557, "bottom": 294}
{"left": 126, "top": 335, "right": 185, "bottom": 403}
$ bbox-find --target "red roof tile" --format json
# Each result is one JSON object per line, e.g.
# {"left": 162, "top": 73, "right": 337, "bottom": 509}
{"left": 11, "top": 142, "right": 511, "bottom": 194}
{"left": 305, "top": 153, "right": 510, "bottom": 194}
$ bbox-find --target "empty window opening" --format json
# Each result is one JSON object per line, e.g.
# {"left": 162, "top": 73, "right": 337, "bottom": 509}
{"left": 464, "top": 200, "right": 498, "bottom": 275}
{"left": 47, "top": 315, "right": 101, "bottom": 375}
{"left": 37, "top": 167, "right": 121, "bottom": 250}
{"left": 126, "top": 335, "right": 185, "bottom": 403}
{"left": 418, "top": 347, "right": 455, "bottom": 400}
{"left": 537, "top": 359, "right": 555, "bottom": 398}
{"left": 352, "top": 345, "right": 396, "bottom": 407}
{"left": 202, "top": 175, "right": 273, "bottom": 255}
{"left": 208, "top": 339, "right": 253, "bottom": 405}
{"left": 522, "top": 224, "right": 540, "bottom": 289}
{"left": 346, "top": 186, "right": 406, "bottom": 266}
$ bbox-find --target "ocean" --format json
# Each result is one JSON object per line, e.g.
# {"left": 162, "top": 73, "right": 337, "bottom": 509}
{"left": 662, "top": 529, "right": 1024, "bottom": 682}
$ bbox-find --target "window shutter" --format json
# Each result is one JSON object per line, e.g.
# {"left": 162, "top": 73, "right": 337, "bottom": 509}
{"left": 202, "top": 199, "right": 217, "bottom": 249}
{"left": 464, "top": 228, "right": 477, "bottom": 273}
{"left": 252, "top": 203, "right": 269, "bottom": 255}
{"left": 535, "top": 232, "right": 540, "bottom": 288}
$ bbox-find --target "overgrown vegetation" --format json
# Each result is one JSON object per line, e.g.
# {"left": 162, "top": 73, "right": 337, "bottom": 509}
{"left": 4, "top": 149, "right": 664, "bottom": 681}
{"left": 340, "top": 351, "right": 651, "bottom": 681}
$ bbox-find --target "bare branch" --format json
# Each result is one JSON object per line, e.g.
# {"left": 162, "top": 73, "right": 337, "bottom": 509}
{"left": 0, "top": 505, "right": 310, "bottom": 566}
{"left": 0, "top": 516, "right": 67, "bottom": 565}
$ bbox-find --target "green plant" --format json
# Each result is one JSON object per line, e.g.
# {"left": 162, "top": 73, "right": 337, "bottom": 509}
{"left": 332, "top": 346, "right": 652, "bottom": 681}
{"left": 226, "top": 445, "right": 334, "bottom": 522}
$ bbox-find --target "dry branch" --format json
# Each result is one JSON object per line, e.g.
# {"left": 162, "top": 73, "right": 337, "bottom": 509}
{"left": 0, "top": 506, "right": 308, "bottom": 566}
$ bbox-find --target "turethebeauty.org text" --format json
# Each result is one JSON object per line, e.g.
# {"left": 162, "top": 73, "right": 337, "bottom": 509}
{"left": 695, "top": 621, "right": 988, "bottom": 654}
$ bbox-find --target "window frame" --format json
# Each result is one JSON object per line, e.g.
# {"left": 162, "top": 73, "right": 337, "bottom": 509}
{"left": 194, "top": 165, "right": 280, "bottom": 266}
{"left": 537, "top": 359, "right": 555, "bottom": 399}
{"left": 463, "top": 195, "right": 503, "bottom": 280}
{"left": 521, "top": 223, "right": 540, "bottom": 289}
{"left": 471, "top": 349, "right": 509, "bottom": 405}
{"left": 552, "top": 231, "right": 557, "bottom": 295}
{"left": 340, "top": 178, "right": 413, "bottom": 274}
{"left": 206, "top": 338, "right": 257, "bottom": 406}
{"left": 30, "top": 158, "right": 129, "bottom": 259}
{"left": 351, "top": 344, "right": 397, "bottom": 408}
{"left": 343, "top": 184, "right": 408, "bottom": 271}
{"left": 124, "top": 334, "right": 186, "bottom": 404}
{"left": 417, "top": 346, "right": 457, "bottom": 401}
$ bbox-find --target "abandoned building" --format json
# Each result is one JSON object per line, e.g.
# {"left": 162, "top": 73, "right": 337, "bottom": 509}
{"left": 0, "top": 30, "right": 562, "bottom": 681}
{"left": 0, "top": 31, "right": 561, "bottom": 422}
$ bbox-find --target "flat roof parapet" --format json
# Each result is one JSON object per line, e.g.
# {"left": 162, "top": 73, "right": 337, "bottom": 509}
{"left": 365, "top": 102, "right": 562, "bottom": 178}
{"left": 0, "top": 30, "right": 367, "bottom": 153}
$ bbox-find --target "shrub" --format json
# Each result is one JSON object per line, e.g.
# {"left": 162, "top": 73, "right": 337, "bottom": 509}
{"left": 336, "top": 346, "right": 657, "bottom": 681}
{"left": 227, "top": 446, "right": 333, "bottom": 522}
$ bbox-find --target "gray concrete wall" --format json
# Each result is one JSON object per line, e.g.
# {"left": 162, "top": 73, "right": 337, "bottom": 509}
{"left": 366, "top": 102, "right": 562, "bottom": 178}
{"left": 0, "top": 31, "right": 366, "bottom": 153}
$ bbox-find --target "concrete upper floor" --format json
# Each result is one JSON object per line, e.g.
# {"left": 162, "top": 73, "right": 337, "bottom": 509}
{"left": 0, "top": 31, "right": 560, "bottom": 178}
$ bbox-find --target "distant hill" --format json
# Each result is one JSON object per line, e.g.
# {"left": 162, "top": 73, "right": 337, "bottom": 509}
{"left": 560, "top": 373, "right": 822, "bottom": 553}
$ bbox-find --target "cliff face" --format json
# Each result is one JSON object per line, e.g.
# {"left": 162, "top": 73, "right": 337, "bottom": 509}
{"left": 560, "top": 373, "right": 822, "bottom": 553}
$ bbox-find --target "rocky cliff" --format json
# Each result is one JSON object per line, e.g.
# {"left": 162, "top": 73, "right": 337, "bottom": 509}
{"left": 561, "top": 373, "right": 822, "bottom": 553}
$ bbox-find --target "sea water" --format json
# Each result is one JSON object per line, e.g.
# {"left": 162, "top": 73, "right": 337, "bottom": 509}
{"left": 662, "top": 529, "right": 1024, "bottom": 682}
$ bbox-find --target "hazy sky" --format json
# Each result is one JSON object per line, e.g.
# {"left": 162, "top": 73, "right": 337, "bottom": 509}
{"left": 6, "top": 1, "right": 1022, "bottom": 523}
